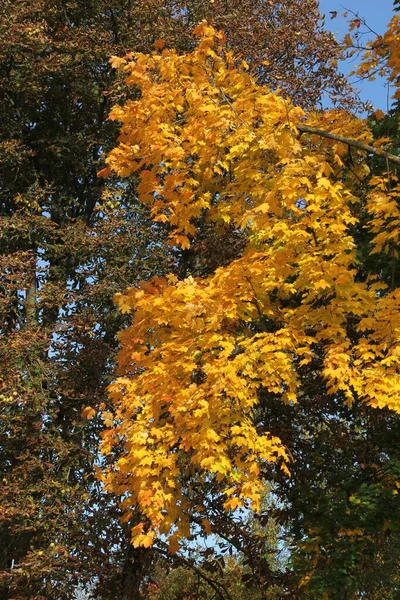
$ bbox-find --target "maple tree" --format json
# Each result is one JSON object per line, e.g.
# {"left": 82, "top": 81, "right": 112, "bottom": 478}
{"left": 100, "top": 17, "right": 400, "bottom": 596}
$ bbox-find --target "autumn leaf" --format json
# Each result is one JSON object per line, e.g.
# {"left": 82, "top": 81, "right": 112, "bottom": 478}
{"left": 168, "top": 536, "right": 180, "bottom": 554}
{"left": 201, "top": 518, "right": 212, "bottom": 535}
{"left": 373, "top": 109, "right": 385, "bottom": 121}
{"left": 154, "top": 39, "right": 166, "bottom": 49}
{"left": 81, "top": 406, "right": 96, "bottom": 420}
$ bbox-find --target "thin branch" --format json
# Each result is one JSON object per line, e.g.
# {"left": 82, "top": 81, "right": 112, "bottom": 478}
{"left": 25, "top": 274, "right": 37, "bottom": 325}
{"left": 155, "top": 547, "right": 233, "bottom": 600}
{"left": 340, "top": 5, "right": 382, "bottom": 39}
{"left": 297, "top": 124, "right": 400, "bottom": 166}
{"left": 219, "top": 87, "right": 249, "bottom": 130}
{"left": 218, "top": 86, "right": 400, "bottom": 166}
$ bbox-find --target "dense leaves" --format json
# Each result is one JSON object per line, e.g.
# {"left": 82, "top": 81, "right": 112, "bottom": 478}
{"left": 101, "top": 19, "right": 400, "bottom": 598}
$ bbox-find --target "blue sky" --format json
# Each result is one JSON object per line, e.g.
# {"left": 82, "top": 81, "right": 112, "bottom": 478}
{"left": 318, "top": 0, "right": 394, "bottom": 110}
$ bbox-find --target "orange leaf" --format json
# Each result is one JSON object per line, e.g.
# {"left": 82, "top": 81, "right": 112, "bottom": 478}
{"left": 81, "top": 406, "right": 96, "bottom": 420}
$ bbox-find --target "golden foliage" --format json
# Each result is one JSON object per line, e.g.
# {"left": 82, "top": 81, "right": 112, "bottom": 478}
{"left": 346, "top": 13, "right": 400, "bottom": 99}
{"left": 99, "top": 22, "right": 400, "bottom": 547}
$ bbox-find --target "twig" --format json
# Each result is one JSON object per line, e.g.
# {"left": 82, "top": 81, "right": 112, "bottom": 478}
{"left": 340, "top": 5, "right": 382, "bottom": 39}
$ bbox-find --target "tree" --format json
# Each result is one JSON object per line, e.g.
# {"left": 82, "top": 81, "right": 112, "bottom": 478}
{"left": 100, "top": 19, "right": 400, "bottom": 598}
{"left": 0, "top": 1, "right": 351, "bottom": 598}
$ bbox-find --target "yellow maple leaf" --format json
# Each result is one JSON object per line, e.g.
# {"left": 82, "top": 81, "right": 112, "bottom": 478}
{"left": 81, "top": 406, "right": 96, "bottom": 420}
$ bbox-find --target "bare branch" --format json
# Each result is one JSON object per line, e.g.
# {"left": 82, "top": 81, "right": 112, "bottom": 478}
{"left": 297, "top": 124, "right": 400, "bottom": 166}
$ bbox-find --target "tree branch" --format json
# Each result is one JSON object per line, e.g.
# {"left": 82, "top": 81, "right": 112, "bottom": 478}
{"left": 297, "top": 124, "right": 400, "bottom": 166}
{"left": 155, "top": 546, "right": 233, "bottom": 600}
{"left": 26, "top": 274, "right": 37, "bottom": 325}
